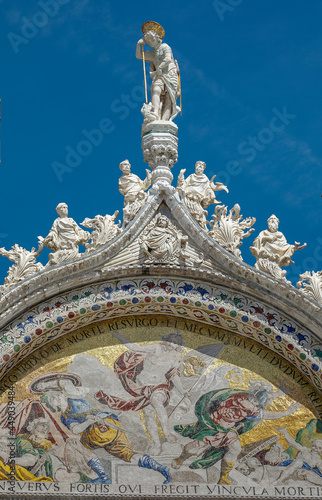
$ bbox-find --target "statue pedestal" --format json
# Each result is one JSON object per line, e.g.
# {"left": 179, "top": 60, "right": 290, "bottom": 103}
{"left": 142, "top": 121, "right": 178, "bottom": 188}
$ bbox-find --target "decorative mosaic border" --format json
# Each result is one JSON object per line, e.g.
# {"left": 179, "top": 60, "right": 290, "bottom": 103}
{"left": 0, "top": 278, "right": 321, "bottom": 391}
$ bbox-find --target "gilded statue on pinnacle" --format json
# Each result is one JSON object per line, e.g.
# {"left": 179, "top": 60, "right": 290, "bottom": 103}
{"left": 136, "top": 21, "right": 181, "bottom": 123}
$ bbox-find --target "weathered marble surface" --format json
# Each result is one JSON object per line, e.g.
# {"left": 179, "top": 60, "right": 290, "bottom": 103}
{"left": 250, "top": 215, "right": 306, "bottom": 283}
{"left": 297, "top": 270, "right": 322, "bottom": 306}
{"left": 177, "top": 162, "right": 229, "bottom": 230}
{"left": 140, "top": 214, "right": 188, "bottom": 263}
{"left": 41, "top": 203, "right": 90, "bottom": 266}
{"left": 119, "top": 160, "right": 151, "bottom": 227}
{"left": 81, "top": 211, "right": 122, "bottom": 252}
{"left": 0, "top": 241, "right": 44, "bottom": 290}
{"left": 136, "top": 22, "right": 180, "bottom": 122}
{"left": 209, "top": 204, "right": 256, "bottom": 260}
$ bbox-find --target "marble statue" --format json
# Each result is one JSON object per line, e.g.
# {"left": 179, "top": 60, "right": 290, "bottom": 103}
{"left": 81, "top": 211, "right": 122, "bottom": 252}
{"left": 119, "top": 159, "right": 152, "bottom": 227}
{"left": 250, "top": 214, "right": 306, "bottom": 283}
{"left": 0, "top": 241, "right": 44, "bottom": 290}
{"left": 297, "top": 270, "right": 322, "bottom": 306}
{"left": 136, "top": 21, "right": 180, "bottom": 122}
{"left": 176, "top": 161, "right": 229, "bottom": 230}
{"left": 40, "top": 203, "right": 90, "bottom": 266}
{"left": 209, "top": 204, "right": 256, "bottom": 260}
{"left": 141, "top": 214, "right": 188, "bottom": 263}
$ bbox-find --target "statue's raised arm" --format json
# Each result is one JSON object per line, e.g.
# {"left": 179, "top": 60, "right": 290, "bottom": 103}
{"left": 136, "top": 38, "right": 154, "bottom": 63}
{"left": 137, "top": 21, "right": 181, "bottom": 123}
{"left": 176, "top": 162, "right": 229, "bottom": 230}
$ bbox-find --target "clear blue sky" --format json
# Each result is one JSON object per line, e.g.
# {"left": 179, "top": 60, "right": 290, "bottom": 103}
{"left": 0, "top": 0, "right": 321, "bottom": 286}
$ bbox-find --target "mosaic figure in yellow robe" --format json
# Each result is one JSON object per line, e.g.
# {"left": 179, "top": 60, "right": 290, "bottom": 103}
{"left": 0, "top": 428, "right": 51, "bottom": 482}
{"left": 15, "top": 417, "right": 81, "bottom": 482}
{"left": 41, "top": 377, "right": 171, "bottom": 484}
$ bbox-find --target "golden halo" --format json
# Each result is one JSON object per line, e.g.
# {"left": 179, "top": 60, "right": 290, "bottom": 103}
{"left": 141, "top": 21, "right": 165, "bottom": 39}
{"left": 29, "top": 372, "right": 82, "bottom": 394}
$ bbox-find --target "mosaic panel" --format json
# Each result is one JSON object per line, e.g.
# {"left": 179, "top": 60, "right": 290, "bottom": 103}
{"left": 0, "top": 317, "right": 322, "bottom": 498}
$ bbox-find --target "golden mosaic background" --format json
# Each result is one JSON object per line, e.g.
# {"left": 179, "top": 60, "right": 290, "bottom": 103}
{"left": 1, "top": 315, "right": 320, "bottom": 452}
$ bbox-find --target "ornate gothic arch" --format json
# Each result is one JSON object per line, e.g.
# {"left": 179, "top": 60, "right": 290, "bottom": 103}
{"left": 0, "top": 191, "right": 321, "bottom": 393}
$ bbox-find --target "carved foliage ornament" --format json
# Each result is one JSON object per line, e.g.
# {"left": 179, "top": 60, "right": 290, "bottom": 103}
{"left": 209, "top": 204, "right": 256, "bottom": 260}
{"left": 0, "top": 241, "right": 44, "bottom": 290}
{"left": 0, "top": 204, "right": 122, "bottom": 291}
{"left": 143, "top": 143, "right": 178, "bottom": 170}
{"left": 81, "top": 211, "right": 122, "bottom": 253}
{"left": 297, "top": 270, "right": 322, "bottom": 306}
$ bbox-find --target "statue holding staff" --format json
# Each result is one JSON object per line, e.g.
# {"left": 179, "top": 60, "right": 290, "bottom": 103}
{"left": 136, "top": 21, "right": 181, "bottom": 122}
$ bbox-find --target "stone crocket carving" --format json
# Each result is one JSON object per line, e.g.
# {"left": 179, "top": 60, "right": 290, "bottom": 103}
{"left": 297, "top": 271, "right": 322, "bottom": 306}
{"left": 0, "top": 240, "right": 44, "bottom": 290}
{"left": 136, "top": 21, "right": 180, "bottom": 122}
{"left": 140, "top": 214, "right": 188, "bottom": 263}
{"left": 250, "top": 214, "right": 306, "bottom": 283}
{"left": 209, "top": 204, "right": 256, "bottom": 260}
{"left": 176, "top": 161, "right": 229, "bottom": 230}
{"left": 81, "top": 211, "right": 122, "bottom": 252}
{"left": 119, "top": 159, "right": 151, "bottom": 227}
{"left": 40, "top": 203, "right": 90, "bottom": 266}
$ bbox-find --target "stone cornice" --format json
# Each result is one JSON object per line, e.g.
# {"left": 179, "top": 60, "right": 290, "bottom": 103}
{"left": 0, "top": 188, "right": 321, "bottom": 341}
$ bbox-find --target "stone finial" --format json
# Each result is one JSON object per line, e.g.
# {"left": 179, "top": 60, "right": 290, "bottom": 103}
{"left": 209, "top": 204, "right": 256, "bottom": 260}
{"left": 41, "top": 203, "right": 90, "bottom": 266}
{"left": 0, "top": 240, "right": 44, "bottom": 290}
{"left": 119, "top": 160, "right": 151, "bottom": 227}
{"left": 250, "top": 214, "right": 306, "bottom": 283}
{"left": 176, "top": 162, "right": 229, "bottom": 230}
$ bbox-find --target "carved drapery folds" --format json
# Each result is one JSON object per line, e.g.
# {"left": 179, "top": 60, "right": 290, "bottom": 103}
{"left": 136, "top": 22, "right": 181, "bottom": 124}
{"left": 297, "top": 271, "right": 322, "bottom": 305}
{"left": 41, "top": 203, "right": 122, "bottom": 265}
{"left": 0, "top": 192, "right": 314, "bottom": 294}
{"left": 176, "top": 162, "right": 229, "bottom": 230}
{"left": 250, "top": 214, "right": 306, "bottom": 283}
{"left": 119, "top": 159, "right": 151, "bottom": 227}
{"left": 209, "top": 204, "right": 256, "bottom": 260}
{"left": 140, "top": 214, "right": 187, "bottom": 264}
{"left": 41, "top": 203, "right": 90, "bottom": 266}
{"left": 0, "top": 204, "right": 123, "bottom": 290}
